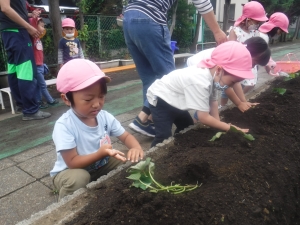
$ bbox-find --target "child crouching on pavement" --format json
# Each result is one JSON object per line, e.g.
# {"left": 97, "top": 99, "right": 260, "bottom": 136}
{"left": 147, "top": 41, "right": 254, "bottom": 147}
{"left": 50, "top": 59, "right": 144, "bottom": 201}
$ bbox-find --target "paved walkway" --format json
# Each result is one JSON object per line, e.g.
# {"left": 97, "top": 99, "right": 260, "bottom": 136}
{"left": 1, "top": 40, "right": 300, "bottom": 225}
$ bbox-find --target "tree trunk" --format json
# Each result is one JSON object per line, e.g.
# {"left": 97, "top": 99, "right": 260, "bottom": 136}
{"left": 169, "top": 0, "right": 178, "bottom": 36}
{"left": 48, "top": 0, "right": 62, "bottom": 65}
{"left": 292, "top": 16, "right": 300, "bottom": 41}
{"left": 190, "top": 12, "right": 202, "bottom": 53}
{"left": 222, "top": 0, "right": 231, "bottom": 33}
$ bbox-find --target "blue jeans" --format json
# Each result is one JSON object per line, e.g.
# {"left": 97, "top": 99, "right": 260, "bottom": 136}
{"left": 36, "top": 65, "right": 54, "bottom": 103}
{"left": 149, "top": 98, "right": 194, "bottom": 147}
{"left": 123, "top": 10, "right": 175, "bottom": 107}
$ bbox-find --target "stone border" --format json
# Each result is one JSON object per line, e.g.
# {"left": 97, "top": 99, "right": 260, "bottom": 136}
{"left": 17, "top": 81, "right": 274, "bottom": 225}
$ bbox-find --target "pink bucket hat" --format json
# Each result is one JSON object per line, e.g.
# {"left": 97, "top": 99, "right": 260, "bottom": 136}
{"left": 259, "top": 12, "right": 289, "bottom": 33}
{"left": 198, "top": 41, "right": 254, "bottom": 79}
{"left": 62, "top": 18, "right": 75, "bottom": 28}
{"left": 234, "top": 1, "right": 268, "bottom": 27}
{"left": 57, "top": 59, "right": 111, "bottom": 94}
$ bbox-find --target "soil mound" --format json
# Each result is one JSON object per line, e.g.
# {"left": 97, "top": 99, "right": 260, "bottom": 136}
{"left": 66, "top": 77, "right": 300, "bottom": 225}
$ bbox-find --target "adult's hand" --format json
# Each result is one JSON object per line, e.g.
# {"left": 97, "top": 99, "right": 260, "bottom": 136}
{"left": 31, "top": 9, "right": 41, "bottom": 18}
{"left": 26, "top": 25, "right": 41, "bottom": 39}
{"left": 213, "top": 29, "right": 227, "bottom": 45}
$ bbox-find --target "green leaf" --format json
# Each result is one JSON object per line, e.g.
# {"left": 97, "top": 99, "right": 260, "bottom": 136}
{"left": 140, "top": 175, "right": 152, "bottom": 186}
{"left": 243, "top": 133, "right": 255, "bottom": 141}
{"left": 126, "top": 172, "right": 141, "bottom": 181}
{"left": 209, "top": 132, "right": 225, "bottom": 141}
{"left": 230, "top": 126, "right": 255, "bottom": 141}
{"left": 230, "top": 126, "right": 239, "bottom": 133}
{"left": 273, "top": 88, "right": 286, "bottom": 95}
{"left": 128, "top": 157, "right": 152, "bottom": 171}
{"left": 131, "top": 180, "right": 147, "bottom": 190}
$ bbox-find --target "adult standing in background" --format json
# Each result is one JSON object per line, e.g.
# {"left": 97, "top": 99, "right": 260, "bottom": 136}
{"left": 0, "top": 0, "right": 51, "bottom": 120}
{"left": 123, "top": 0, "right": 227, "bottom": 137}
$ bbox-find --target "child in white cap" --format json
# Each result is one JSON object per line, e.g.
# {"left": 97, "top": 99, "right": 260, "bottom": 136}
{"left": 147, "top": 41, "right": 254, "bottom": 147}
{"left": 50, "top": 59, "right": 144, "bottom": 200}
{"left": 58, "top": 18, "right": 84, "bottom": 69}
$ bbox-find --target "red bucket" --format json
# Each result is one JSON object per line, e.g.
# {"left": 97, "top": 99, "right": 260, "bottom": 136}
{"left": 273, "top": 53, "right": 300, "bottom": 74}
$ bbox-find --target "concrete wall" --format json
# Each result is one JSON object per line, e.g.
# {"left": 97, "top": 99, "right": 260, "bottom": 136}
{"left": 188, "top": 0, "right": 248, "bottom": 22}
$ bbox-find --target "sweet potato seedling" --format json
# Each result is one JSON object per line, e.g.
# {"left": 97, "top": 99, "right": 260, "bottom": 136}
{"left": 284, "top": 72, "right": 300, "bottom": 81}
{"left": 273, "top": 88, "right": 286, "bottom": 95}
{"left": 126, "top": 157, "right": 200, "bottom": 194}
{"left": 209, "top": 126, "right": 255, "bottom": 141}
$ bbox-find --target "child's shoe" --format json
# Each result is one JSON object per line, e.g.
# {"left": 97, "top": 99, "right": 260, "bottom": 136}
{"left": 39, "top": 101, "right": 49, "bottom": 109}
{"left": 129, "top": 116, "right": 155, "bottom": 137}
{"left": 48, "top": 99, "right": 59, "bottom": 106}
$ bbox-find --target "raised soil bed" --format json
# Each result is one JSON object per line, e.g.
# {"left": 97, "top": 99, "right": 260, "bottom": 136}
{"left": 31, "top": 76, "right": 300, "bottom": 225}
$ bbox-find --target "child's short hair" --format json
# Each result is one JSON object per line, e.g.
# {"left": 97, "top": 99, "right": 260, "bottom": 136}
{"left": 244, "top": 37, "right": 271, "bottom": 66}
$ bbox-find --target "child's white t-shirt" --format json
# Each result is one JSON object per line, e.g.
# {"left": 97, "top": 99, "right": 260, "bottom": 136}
{"left": 50, "top": 109, "right": 125, "bottom": 177}
{"left": 147, "top": 66, "right": 214, "bottom": 112}
{"left": 186, "top": 48, "right": 215, "bottom": 67}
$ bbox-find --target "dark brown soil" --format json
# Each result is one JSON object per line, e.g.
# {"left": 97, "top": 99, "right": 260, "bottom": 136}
{"left": 66, "top": 76, "right": 300, "bottom": 225}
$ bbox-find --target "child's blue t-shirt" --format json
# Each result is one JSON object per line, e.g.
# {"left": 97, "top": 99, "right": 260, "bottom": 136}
{"left": 58, "top": 37, "right": 84, "bottom": 64}
{"left": 50, "top": 109, "right": 125, "bottom": 177}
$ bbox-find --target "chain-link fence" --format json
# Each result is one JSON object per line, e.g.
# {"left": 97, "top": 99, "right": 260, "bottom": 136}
{"left": 42, "top": 14, "right": 128, "bottom": 65}
{"left": 0, "top": 13, "right": 221, "bottom": 72}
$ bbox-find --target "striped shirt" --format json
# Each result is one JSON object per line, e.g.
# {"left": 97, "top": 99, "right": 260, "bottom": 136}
{"left": 124, "top": 0, "right": 213, "bottom": 25}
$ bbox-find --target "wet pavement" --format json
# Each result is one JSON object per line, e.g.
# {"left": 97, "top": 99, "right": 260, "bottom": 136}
{"left": 1, "top": 40, "right": 300, "bottom": 225}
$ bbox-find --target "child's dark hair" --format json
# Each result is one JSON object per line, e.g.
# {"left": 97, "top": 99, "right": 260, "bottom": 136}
{"left": 65, "top": 78, "right": 107, "bottom": 106}
{"left": 244, "top": 36, "right": 271, "bottom": 66}
{"left": 267, "top": 27, "right": 280, "bottom": 38}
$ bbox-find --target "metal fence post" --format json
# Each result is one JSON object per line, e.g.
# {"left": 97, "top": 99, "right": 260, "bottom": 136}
{"left": 97, "top": 15, "right": 102, "bottom": 57}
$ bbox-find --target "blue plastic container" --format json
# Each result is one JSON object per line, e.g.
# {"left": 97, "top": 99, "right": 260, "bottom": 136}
{"left": 170, "top": 41, "right": 179, "bottom": 54}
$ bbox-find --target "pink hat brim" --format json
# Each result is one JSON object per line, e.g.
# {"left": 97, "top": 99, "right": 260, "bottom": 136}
{"left": 69, "top": 75, "right": 111, "bottom": 92}
{"left": 197, "top": 59, "right": 254, "bottom": 79}
{"left": 234, "top": 14, "right": 268, "bottom": 27}
{"left": 259, "top": 22, "right": 289, "bottom": 33}
{"left": 224, "top": 67, "right": 254, "bottom": 79}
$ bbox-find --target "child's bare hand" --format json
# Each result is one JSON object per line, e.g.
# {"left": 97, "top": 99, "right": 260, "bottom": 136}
{"left": 106, "top": 149, "right": 127, "bottom": 162}
{"left": 127, "top": 148, "right": 144, "bottom": 162}
{"left": 230, "top": 124, "right": 249, "bottom": 133}
{"left": 237, "top": 102, "right": 260, "bottom": 112}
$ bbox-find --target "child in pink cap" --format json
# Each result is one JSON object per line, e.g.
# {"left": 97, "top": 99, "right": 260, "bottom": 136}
{"left": 58, "top": 18, "right": 84, "bottom": 69}
{"left": 258, "top": 12, "right": 290, "bottom": 77}
{"left": 147, "top": 41, "right": 254, "bottom": 147}
{"left": 50, "top": 59, "right": 144, "bottom": 201}
{"left": 187, "top": 37, "right": 270, "bottom": 123}
{"left": 220, "top": 1, "right": 268, "bottom": 107}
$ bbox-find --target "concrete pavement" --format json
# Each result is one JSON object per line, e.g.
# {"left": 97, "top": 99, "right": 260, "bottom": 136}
{"left": 1, "top": 40, "right": 300, "bottom": 225}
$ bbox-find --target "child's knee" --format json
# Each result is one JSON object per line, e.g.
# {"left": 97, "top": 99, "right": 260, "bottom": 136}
{"left": 56, "top": 169, "right": 90, "bottom": 200}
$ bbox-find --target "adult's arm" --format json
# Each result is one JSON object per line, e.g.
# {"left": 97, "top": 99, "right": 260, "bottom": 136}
{"left": 192, "top": 0, "right": 227, "bottom": 45}
{"left": 0, "top": 0, "right": 40, "bottom": 38}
